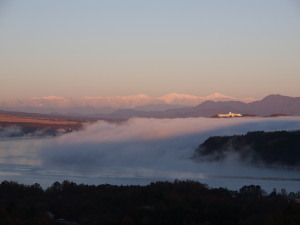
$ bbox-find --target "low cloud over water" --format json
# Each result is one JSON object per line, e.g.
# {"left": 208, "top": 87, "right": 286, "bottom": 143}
{"left": 1, "top": 117, "right": 300, "bottom": 191}
{"left": 40, "top": 117, "right": 300, "bottom": 176}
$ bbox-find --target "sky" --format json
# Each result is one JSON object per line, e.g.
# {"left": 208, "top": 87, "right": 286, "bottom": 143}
{"left": 1, "top": 0, "right": 300, "bottom": 99}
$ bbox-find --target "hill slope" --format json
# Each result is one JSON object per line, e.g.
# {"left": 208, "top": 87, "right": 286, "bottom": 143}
{"left": 193, "top": 130, "right": 300, "bottom": 169}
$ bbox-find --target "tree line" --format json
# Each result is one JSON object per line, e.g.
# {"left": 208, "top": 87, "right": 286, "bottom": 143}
{"left": 0, "top": 180, "right": 300, "bottom": 225}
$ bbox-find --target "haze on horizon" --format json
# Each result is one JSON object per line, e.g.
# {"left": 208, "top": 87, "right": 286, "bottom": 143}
{"left": 1, "top": 0, "right": 300, "bottom": 100}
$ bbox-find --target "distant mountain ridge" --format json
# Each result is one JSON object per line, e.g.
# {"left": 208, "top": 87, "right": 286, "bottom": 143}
{"left": 1, "top": 94, "right": 299, "bottom": 119}
{"left": 93, "top": 94, "right": 300, "bottom": 119}
{"left": 0, "top": 93, "right": 255, "bottom": 114}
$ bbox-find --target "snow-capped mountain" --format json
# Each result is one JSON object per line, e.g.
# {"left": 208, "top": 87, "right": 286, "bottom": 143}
{"left": 157, "top": 93, "right": 254, "bottom": 106}
{"left": 0, "top": 93, "right": 256, "bottom": 114}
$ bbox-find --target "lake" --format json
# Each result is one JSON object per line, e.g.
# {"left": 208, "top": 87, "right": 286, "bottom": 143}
{"left": 0, "top": 135, "right": 299, "bottom": 193}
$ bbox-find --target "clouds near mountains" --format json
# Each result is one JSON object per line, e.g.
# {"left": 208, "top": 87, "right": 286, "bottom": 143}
{"left": 0, "top": 93, "right": 255, "bottom": 114}
{"left": 1, "top": 93, "right": 300, "bottom": 118}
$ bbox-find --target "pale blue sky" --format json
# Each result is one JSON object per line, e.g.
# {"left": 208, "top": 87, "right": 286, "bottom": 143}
{"left": 1, "top": 0, "right": 300, "bottom": 99}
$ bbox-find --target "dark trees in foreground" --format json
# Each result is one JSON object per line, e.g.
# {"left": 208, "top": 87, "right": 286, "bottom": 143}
{"left": 0, "top": 180, "right": 300, "bottom": 225}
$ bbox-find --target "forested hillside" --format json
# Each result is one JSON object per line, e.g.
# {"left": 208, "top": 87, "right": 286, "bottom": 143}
{"left": 194, "top": 130, "right": 300, "bottom": 168}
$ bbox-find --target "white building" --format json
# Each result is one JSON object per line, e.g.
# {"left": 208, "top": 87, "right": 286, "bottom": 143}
{"left": 217, "top": 112, "right": 242, "bottom": 118}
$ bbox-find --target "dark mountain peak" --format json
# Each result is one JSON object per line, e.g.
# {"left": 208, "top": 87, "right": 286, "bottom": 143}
{"left": 261, "top": 94, "right": 293, "bottom": 102}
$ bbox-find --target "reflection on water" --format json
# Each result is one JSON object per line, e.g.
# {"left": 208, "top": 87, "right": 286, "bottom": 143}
{"left": 0, "top": 138, "right": 42, "bottom": 166}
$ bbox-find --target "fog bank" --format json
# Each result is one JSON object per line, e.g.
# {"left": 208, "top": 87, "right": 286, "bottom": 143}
{"left": 40, "top": 117, "right": 300, "bottom": 179}
{"left": 1, "top": 117, "right": 300, "bottom": 191}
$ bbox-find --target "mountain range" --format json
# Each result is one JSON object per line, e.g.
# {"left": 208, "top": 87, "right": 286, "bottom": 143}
{"left": 94, "top": 94, "right": 300, "bottom": 119}
{"left": 0, "top": 93, "right": 255, "bottom": 114}
{"left": 1, "top": 93, "right": 299, "bottom": 120}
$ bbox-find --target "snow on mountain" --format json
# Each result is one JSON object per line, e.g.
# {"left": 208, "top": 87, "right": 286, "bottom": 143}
{"left": 0, "top": 93, "right": 256, "bottom": 114}
{"left": 158, "top": 92, "right": 255, "bottom": 105}
{"left": 80, "top": 94, "right": 152, "bottom": 108}
{"left": 158, "top": 93, "right": 200, "bottom": 105}
{"left": 205, "top": 93, "right": 255, "bottom": 103}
